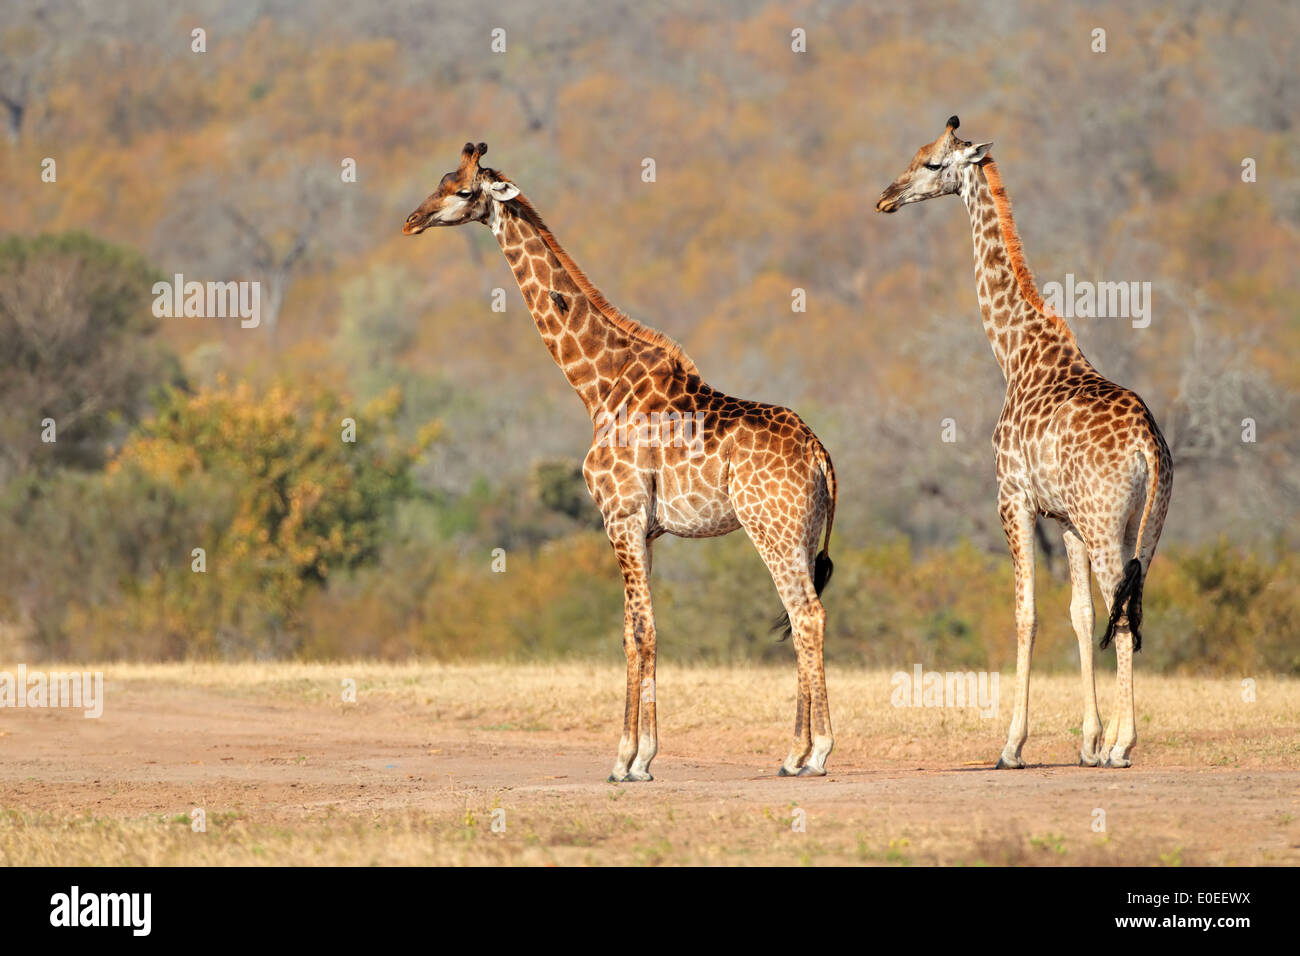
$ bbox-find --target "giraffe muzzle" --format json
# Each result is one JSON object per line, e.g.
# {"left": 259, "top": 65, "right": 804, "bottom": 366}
{"left": 875, "top": 188, "right": 906, "bottom": 213}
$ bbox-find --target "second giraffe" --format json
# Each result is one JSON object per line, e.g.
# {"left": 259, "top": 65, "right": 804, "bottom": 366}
{"left": 876, "top": 117, "right": 1173, "bottom": 770}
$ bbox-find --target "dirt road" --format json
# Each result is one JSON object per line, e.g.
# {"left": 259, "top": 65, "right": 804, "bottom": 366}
{"left": 1, "top": 665, "right": 1297, "bottom": 864}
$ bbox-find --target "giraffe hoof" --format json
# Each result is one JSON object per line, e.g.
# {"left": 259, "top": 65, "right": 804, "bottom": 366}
{"left": 994, "top": 756, "right": 1025, "bottom": 770}
{"left": 626, "top": 769, "right": 654, "bottom": 782}
{"left": 1079, "top": 753, "right": 1102, "bottom": 767}
{"left": 1102, "top": 755, "right": 1132, "bottom": 769}
{"left": 795, "top": 764, "right": 827, "bottom": 777}
{"left": 778, "top": 766, "right": 796, "bottom": 777}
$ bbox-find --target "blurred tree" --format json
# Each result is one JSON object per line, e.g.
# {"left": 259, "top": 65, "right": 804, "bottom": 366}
{"left": 155, "top": 161, "right": 359, "bottom": 346}
{"left": 0, "top": 0, "right": 72, "bottom": 141}
{"left": 0, "top": 232, "right": 181, "bottom": 483}
{"left": 533, "top": 457, "right": 599, "bottom": 526}
{"left": 14, "top": 380, "right": 436, "bottom": 659}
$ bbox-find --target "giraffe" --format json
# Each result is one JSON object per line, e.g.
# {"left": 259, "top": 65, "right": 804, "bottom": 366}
{"left": 875, "top": 117, "right": 1173, "bottom": 769}
{"left": 404, "top": 142, "right": 838, "bottom": 781}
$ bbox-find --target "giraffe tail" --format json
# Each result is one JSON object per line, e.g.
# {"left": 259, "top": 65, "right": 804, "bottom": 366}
{"left": 772, "top": 441, "right": 836, "bottom": 640}
{"left": 1100, "top": 442, "right": 1160, "bottom": 653}
{"left": 1100, "top": 558, "right": 1143, "bottom": 652}
{"left": 813, "top": 441, "right": 836, "bottom": 593}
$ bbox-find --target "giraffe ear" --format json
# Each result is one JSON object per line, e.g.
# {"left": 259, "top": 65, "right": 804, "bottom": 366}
{"left": 486, "top": 180, "right": 520, "bottom": 202}
{"left": 966, "top": 142, "right": 993, "bottom": 163}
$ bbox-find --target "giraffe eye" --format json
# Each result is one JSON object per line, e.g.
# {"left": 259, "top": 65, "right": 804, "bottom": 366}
{"left": 924, "top": 162, "right": 943, "bottom": 171}
{"left": 456, "top": 189, "right": 473, "bottom": 198}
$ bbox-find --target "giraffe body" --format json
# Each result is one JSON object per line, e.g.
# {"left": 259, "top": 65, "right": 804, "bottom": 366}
{"left": 877, "top": 118, "right": 1173, "bottom": 768}
{"left": 406, "top": 143, "right": 836, "bottom": 780}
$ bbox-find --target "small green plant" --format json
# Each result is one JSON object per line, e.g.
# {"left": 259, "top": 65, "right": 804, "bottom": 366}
{"left": 1029, "top": 833, "right": 1067, "bottom": 856}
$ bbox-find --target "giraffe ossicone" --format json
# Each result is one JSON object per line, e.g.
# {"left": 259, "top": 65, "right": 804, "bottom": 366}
{"left": 877, "top": 117, "right": 1173, "bottom": 770}
{"left": 405, "top": 141, "right": 839, "bottom": 781}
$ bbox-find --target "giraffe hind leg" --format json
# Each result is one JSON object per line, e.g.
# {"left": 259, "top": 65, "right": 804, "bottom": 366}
{"left": 1091, "top": 525, "right": 1140, "bottom": 769}
{"left": 773, "top": 586, "right": 830, "bottom": 776}
{"left": 1062, "top": 525, "right": 1103, "bottom": 766}
{"left": 730, "top": 445, "right": 834, "bottom": 777}
{"left": 777, "top": 643, "right": 813, "bottom": 776}
{"left": 790, "top": 595, "right": 832, "bottom": 776}
{"left": 772, "top": 550, "right": 834, "bottom": 639}
{"left": 743, "top": 523, "right": 832, "bottom": 777}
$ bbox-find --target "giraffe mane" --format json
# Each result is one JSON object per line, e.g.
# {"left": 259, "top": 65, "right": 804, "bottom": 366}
{"left": 978, "top": 159, "right": 1078, "bottom": 346}
{"left": 500, "top": 182, "right": 700, "bottom": 377}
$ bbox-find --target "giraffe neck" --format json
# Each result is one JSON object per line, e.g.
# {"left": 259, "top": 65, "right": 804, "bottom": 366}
{"left": 958, "top": 161, "right": 1085, "bottom": 384}
{"left": 486, "top": 197, "right": 696, "bottom": 419}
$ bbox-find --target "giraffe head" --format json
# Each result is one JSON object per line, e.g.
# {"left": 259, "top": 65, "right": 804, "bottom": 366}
{"left": 403, "top": 141, "right": 521, "bottom": 234}
{"left": 875, "top": 116, "right": 992, "bottom": 213}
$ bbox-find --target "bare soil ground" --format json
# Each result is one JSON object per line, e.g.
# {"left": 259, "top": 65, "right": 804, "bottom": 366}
{"left": 1, "top": 663, "right": 1297, "bottom": 865}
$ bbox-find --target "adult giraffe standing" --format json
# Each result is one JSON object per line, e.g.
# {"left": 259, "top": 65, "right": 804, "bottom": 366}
{"left": 876, "top": 117, "right": 1172, "bottom": 769}
{"left": 404, "top": 142, "right": 838, "bottom": 781}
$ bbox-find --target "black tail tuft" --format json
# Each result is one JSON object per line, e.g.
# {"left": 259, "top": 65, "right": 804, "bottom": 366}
{"left": 772, "top": 551, "right": 834, "bottom": 641}
{"left": 1100, "top": 558, "right": 1144, "bottom": 652}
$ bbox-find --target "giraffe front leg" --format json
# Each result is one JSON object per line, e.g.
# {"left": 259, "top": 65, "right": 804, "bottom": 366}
{"left": 628, "top": 615, "right": 658, "bottom": 781}
{"left": 606, "top": 518, "right": 656, "bottom": 783}
{"left": 609, "top": 629, "right": 642, "bottom": 783}
{"left": 1062, "top": 528, "right": 1103, "bottom": 765}
{"left": 996, "top": 503, "right": 1037, "bottom": 769}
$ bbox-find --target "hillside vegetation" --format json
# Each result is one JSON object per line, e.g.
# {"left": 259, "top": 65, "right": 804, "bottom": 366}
{"left": 0, "top": 0, "right": 1296, "bottom": 670}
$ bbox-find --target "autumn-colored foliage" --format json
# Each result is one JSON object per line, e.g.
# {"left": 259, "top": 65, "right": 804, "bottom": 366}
{"left": 0, "top": 2, "right": 1296, "bottom": 667}
{"left": 3, "top": 381, "right": 431, "bottom": 659}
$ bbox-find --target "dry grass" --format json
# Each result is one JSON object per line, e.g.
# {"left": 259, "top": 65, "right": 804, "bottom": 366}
{"left": 0, "top": 803, "right": 1179, "bottom": 867}
{"left": 93, "top": 660, "right": 1300, "bottom": 764}
{"left": 2, "top": 662, "right": 1297, "bottom": 865}
{"left": 89, "top": 659, "right": 1300, "bottom": 731}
